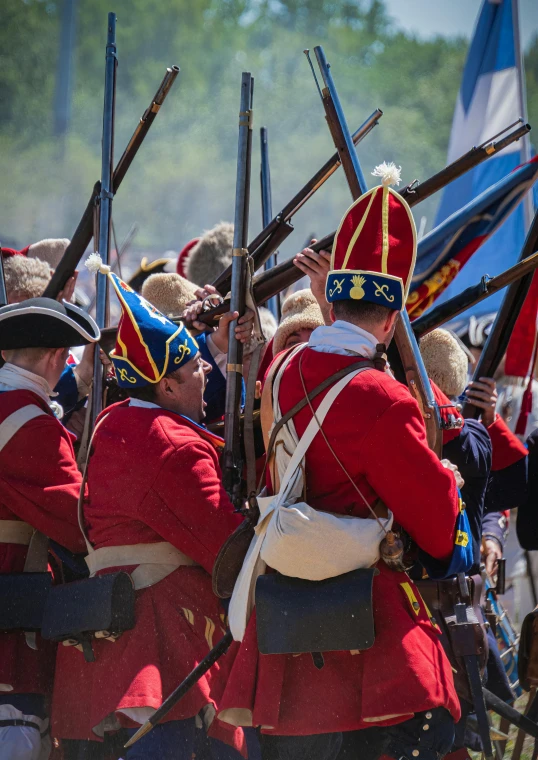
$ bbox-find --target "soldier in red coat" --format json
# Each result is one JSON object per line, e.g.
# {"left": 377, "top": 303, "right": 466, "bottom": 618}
{"left": 0, "top": 297, "right": 100, "bottom": 760}
{"left": 52, "top": 259, "right": 258, "bottom": 760}
{"left": 218, "top": 169, "right": 466, "bottom": 759}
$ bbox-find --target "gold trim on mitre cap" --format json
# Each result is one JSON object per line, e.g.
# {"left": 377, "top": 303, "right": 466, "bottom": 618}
{"left": 330, "top": 163, "right": 417, "bottom": 303}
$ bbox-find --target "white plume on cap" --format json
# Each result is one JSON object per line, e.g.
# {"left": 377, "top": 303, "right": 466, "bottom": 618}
{"left": 371, "top": 162, "right": 402, "bottom": 187}
{"left": 85, "top": 253, "right": 111, "bottom": 275}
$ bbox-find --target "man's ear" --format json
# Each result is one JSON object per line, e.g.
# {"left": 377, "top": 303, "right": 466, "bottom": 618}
{"left": 160, "top": 375, "right": 174, "bottom": 396}
{"left": 384, "top": 309, "right": 399, "bottom": 332}
{"left": 52, "top": 347, "right": 67, "bottom": 368}
{"left": 329, "top": 304, "right": 336, "bottom": 324}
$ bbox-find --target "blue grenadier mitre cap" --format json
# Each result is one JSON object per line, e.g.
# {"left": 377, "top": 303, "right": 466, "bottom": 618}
{"left": 86, "top": 254, "right": 198, "bottom": 388}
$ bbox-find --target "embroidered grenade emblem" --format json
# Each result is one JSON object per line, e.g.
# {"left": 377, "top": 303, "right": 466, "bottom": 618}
{"left": 350, "top": 275, "right": 366, "bottom": 300}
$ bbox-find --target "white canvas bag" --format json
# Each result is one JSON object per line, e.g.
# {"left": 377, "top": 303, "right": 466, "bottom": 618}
{"left": 228, "top": 350, "right": 393, "bottom": 641}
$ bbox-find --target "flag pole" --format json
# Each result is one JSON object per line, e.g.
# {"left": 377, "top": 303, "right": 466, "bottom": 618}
{"left": 512, "top": 0, "right": 534, "bottom": 232}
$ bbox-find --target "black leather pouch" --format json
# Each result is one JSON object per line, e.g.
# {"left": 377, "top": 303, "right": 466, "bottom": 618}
{"left": 256, "top": 568, "right": 377, "bottom": 655}
{"left": 42, "top": 572, "right": 136, "bottom": 645}
{"left": 0, "top": 572, "right": 52, "bottom": 631}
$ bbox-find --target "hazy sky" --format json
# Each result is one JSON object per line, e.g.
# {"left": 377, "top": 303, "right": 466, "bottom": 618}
{"left": 385, "top": 0, "right": 538, "bottom": 51}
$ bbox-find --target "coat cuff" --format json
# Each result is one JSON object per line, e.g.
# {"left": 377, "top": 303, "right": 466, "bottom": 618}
{"left": 487, "top": 414, "right": 528, "bottom": 471}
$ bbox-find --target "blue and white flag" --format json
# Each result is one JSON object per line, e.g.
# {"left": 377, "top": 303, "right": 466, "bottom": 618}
{"left": 431, "top": 0, "right": 534, "bottom": 316}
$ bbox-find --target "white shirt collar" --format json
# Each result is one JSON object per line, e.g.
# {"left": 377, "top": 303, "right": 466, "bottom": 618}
{"left": 128, "top": 398, "right": 161, "bottom": 409}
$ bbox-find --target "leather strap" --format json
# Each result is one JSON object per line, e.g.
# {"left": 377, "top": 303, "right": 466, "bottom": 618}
{"left": 0, "top": 719, "right": 41, "bottom": 731}
{"left": 260, "top": 347, "right": 374, "bottom": 491}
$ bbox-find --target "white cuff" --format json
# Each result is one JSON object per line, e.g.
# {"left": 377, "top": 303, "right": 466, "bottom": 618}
{"left": 205, "top": 333, "right": 227, "bottom": 377}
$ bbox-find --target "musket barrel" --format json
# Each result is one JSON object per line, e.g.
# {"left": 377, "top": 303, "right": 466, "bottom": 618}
{"left": 201, "top": 120, "right": 532, "bottom": 325}
{"left": 260, "top": 126, "right": 280, "bottom": 319}
{"left": 314, "top": 45, "right": 367, "bottom": 197}
{"left": 43, "top": 65, "right": 179, "bottom": 299}
{"left": 0, "top": 247, "right": 8, "bottom": 307}
{"left": 223, "top": 72, "right": 254, "bottom": 507}
{"left": 413, "top": 247, "right": 538, "bottom": 337}
{"left": 312, "top": 45, "right": 441, "bottom": 451}
{"left": 113, "top": 65, "right": 180, "bottom": 189}
{"left": 462, "top": 208, "right": 538, "bottom": 418}
{"left": 90, "top": 12, "right": 118, "bottom": 430}
{"left": 399, "top": 121, "right": 530, "bottom": 206}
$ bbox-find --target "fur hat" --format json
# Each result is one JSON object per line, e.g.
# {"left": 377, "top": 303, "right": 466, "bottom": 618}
{"left": 273, "top": 289, "right": 324, "bottom": 356}
{"left": 420, "top": 328, "right": 470, "bottom": 399}
{"left": 186, "top": 222, "right": 234, "bottom": 287}
{"left": 243, "top": 307, "right": 278, "bottom": 357}
{"left": 4, "top": 255, "right": 51, "bottom": 302}
{"left": 141, "top": 273, "right": 198, "bottom": 317}
{"left": 27, "top": 239, "right": 70, "bottom": 269}
{"left": 177, "top": 238, "right": 199, "bottom": 278}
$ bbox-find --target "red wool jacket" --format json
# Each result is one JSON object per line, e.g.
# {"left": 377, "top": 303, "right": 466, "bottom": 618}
{"left": 52, "top": 402, "right": 244, "bottom": 749}
{"left": 219, "top": 347, "right": 461, "bottom": 736}
{"left": 0, "top": 389, "right": 84, "bottom": 695}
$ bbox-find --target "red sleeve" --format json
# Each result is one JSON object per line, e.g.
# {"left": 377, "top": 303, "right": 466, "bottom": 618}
{"left": 0, "top": 416, "right": 85, "bottom": 552}
{"left": 361, "top": 396, "right": 459, "bottom": 561}
{"left": 147, "top": 438, "right": 243, "bottom": 574}
{"left": 486, "top": 414, "right": 528, "bottom": 471}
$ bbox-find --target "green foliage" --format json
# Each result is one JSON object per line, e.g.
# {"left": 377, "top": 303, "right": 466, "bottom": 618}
{"left": 0, "top": 0, "right": 535, "bottom": 263}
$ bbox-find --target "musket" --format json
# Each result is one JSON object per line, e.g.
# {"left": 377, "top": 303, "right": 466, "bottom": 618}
{"left": 212, "top": 108, "right": 383, "bottom": 295}
{"left": 43, "top": 66, "right": 179, "bottom": 299}
{"left": 260, "top": 127, "right": 280, "bottom": 320}
{"left": 124, "top": 631, "right": 234, "bottom": 748}
{"left": 301, "top": 47, "right": 441, "bottom": 452}
{"left": 124, "top": 78, "right": 254, "bottom": 749}
{"left": 462, "top": 208, "right": 538, "bottom": 418}
{"left": 195, "top": 120, "right": 530, "bottom": 329}
{"left": 89, "top": 13, "right": 117, "bottom": 430}
{"left": 0, "top": 247, "right": 7, "bottom": 307}
{"left": 413, "top": 242, "right": 538, "bottom": 338}
{"left": 222, "top": 72, "right": 254, "bottom": 509}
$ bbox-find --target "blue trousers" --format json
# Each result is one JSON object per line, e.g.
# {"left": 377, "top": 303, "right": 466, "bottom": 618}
{"left": 125, "top": 718, "right": 261, "bottom": 760}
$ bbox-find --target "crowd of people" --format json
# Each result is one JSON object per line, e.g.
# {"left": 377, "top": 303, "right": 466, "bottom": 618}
{"left": 0, "top": 170, "right": 537, "bottom": 760}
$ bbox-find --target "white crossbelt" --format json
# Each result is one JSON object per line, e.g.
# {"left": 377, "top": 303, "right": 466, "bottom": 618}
{"left": 0, "top": 404, "right": 48, "bottom": 549}
{"left": 78, "top": 414, "right": 198, "bottom": 591}
{"left": 85, "top": 542, "right": 198, "bottom": 590}
{"left": 0, "top": 520, "right": 34, "bottom": 545}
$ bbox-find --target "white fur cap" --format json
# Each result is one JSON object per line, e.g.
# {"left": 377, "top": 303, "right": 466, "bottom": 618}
{"left": 4, "top": 255, "right": 52, "bottom": 301}
{"left": 28, "top": 239, "right": 70, "bottom": 269}
{"left": 141, "top": 273, "right": 198, "bottom": 317}
{"left": 273, "top": 289, "right": 324, "bottom": 356}
{"left": 419, "top": 328, "right": 470, "bottom": 399}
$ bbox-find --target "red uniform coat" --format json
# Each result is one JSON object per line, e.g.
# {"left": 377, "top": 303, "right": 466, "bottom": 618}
{"left": 52, "top": 402, "right": 243, "bottom": 746}
{"left": 486, "top": 414, "right": 528, "bottom": 471}
{"left": 219, "top": 347, "right": 461, "bottom": 736}
{"left": 0, "top": 389, "right": 84, "bottom": 695}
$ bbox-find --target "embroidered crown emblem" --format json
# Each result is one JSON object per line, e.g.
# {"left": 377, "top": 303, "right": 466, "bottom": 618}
{"left": 350, "top": 274, "right": 366, "bottom": 300}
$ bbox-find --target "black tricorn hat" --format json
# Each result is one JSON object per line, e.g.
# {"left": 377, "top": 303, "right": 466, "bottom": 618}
{"left": 0, "top": 298, "right": 100, "bottom": 350}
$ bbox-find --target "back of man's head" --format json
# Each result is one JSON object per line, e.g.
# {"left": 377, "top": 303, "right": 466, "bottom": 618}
{"left": 2, "top": 347, "right": 52, "bottom": 365}
{"left": 332, "top": 299, "right": 394, "bottom": 330}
